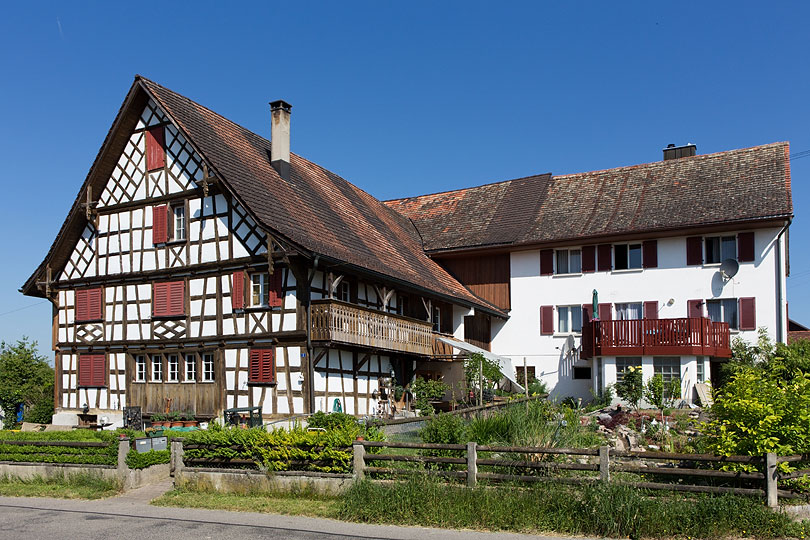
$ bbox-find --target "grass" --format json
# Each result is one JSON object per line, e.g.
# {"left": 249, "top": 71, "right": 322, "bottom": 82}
{"left": 153, "top": 484, "right": 339, "bottom": 518}
{"left": 0, "top": 472, "right": 123, "bottom": 499}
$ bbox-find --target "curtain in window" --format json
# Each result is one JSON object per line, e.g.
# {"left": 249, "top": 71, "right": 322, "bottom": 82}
{"left": 616, "top": 303, "right": 642, "bottom": 320}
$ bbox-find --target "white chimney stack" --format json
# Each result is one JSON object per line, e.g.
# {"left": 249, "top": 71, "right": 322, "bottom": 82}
{"left": 270, "top": 100, "right": 292, "bottom": 179}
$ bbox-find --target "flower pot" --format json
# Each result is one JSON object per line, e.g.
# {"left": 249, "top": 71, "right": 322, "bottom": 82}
{"left": 170, "top": 421, "right": 184, "bottom": 428}
{"left": 183, "top": 420, "right": 198, "bottom": 427}
{"left": 152, "top": 421, "right": 168, "bottom": 428}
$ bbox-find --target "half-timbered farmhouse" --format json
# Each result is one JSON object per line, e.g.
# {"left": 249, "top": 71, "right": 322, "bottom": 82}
{"left": 23, "top": 77, "right": 794, "bottom": 425}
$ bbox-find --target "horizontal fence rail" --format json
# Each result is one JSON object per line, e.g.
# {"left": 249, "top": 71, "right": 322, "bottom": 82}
{"left": 584, "top": 317, "right": 731, "bottom": 358}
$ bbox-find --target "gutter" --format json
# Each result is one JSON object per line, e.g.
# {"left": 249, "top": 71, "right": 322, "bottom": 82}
{"left": 305, "top": 256, "right": 320, "bottom": 413}
{"left": 775, "top": 220, "right": 791, "bottom": 343}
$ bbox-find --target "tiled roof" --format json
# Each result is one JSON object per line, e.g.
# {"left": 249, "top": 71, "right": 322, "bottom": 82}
{"left": 136, "top": 78, "right": 502, "bottom": 313}
{"left": 385, "top": 143, "right": 793, "bottom": 252}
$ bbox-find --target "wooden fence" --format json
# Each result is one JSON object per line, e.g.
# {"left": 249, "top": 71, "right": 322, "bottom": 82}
{"left": 353, "top": 441, "right": 806, "bottom": 508}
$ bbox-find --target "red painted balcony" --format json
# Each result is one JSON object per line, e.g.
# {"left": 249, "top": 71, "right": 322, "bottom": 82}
{"left": 581, "top": 317, "right": 731, "bottom": 359}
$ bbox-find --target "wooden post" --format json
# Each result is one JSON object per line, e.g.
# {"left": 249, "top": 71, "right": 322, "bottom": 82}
{"left": 467, "top": 441, "right": 478, "bottom": 488}
{"left": 524, "top": 357, "right": 529, "bottom": 412}
{"left": 353, "top": 442, "right": 365, "bottom": 481}
{"left": 599, "top": 446, "right": 610, "bottom": 482}
{"left": 765, "top": 452, "right": 778, "bottom": 508}
{"left": 479, "top": 356, "right": 483, "bottom": 407}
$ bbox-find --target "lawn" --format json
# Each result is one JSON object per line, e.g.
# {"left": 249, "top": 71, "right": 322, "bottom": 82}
{"left": 0, "top": 473, "right": 123, "bottom": 499}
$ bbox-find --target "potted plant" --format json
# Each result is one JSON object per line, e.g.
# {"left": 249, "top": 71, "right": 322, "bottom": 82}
{"left": 182, "top": 411, "right": 199, "bottom": 428}
{"left": 151, "top": 413, "right": 168, "bottom": 428}
{"left": 169, "top": 411, "right": 184, "bottom": 428}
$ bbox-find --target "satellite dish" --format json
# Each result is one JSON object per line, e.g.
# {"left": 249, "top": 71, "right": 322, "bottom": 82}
{"left": 566, "top": 334, "right": 576, "bottom": 351}
{"left": 719, "top": 259, "right": 739, "bottom": 282}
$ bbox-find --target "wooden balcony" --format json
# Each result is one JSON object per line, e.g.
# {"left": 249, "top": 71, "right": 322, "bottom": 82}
{"left": 582, "top": 317, "right": 731, "bottom": 359}
{"left": 310, "top": 300, "right": 433, "bottom": 356}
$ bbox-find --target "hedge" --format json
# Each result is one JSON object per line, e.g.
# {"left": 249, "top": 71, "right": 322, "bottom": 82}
{"left": 126, "top": 449, "right": 170, "bottom": 469}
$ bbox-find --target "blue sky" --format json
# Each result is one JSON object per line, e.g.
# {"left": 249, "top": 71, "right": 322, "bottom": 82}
{"left": 1, "top": 1, "right": 808, "bottom": 358}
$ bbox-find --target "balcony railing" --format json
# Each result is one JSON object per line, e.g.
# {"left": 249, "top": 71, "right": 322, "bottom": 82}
{"left": 311, "top": 300, "right": 433, "bottom": 356}
{"left": 582, "top": 317, "right": 731, "bottom": 359}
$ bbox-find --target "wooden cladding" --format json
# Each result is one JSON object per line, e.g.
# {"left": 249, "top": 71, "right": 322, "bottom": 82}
{"left": 310, "top": 299, "right": 433, "bottom": 356}
{"left": 78, "top": 354, "right": 106, "bottom": 387}
{"left": 75, "top": 288, "right": 103, "bottom": 322}
{"left": 152, "top": 205, "right": 168, "bottom": 244}
{"left": 153, "top": 281, "right": 185, "bottom": 317}
{"left": 146, "top": 126, "right": 165, "bottom": 171}
{"left": 464, "top": 312, "right": 491, "bottom": 351}
{"left": 438, "top": 254, "right": 511, "bottom": 310}
{"left": 249, "top": 348, "right": 275, "bottom": 384}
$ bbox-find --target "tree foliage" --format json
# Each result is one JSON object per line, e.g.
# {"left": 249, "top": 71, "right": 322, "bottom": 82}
{"left": 464, "top": 352, "right": 503, "bottom": 392}
{"left": 0, "top": 339, "right": 53, "bottom": 428}
{"left": 411, "top": 377, "right": 449, "bottom": 416}
{"left": 615, "top": 366, "right": 643, "bottom": 411}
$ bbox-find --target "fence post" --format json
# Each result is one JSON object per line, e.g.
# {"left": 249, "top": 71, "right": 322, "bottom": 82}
{"left": 171, "top": 439, "right": 185, "bottom": 477}
{"left": 117, "top": 438, "right": 129, "bottom": 473}
{"left": 353, "top": 442, "right": 365, "bottom": 481}
{"left": 599, "top": 446, "right": 610, "bottom": 482}
{"left": 467, "top": 441, "right": 478, "bottom": 488}
{"left": 765, "top": 452, "right": 778, "bottom": 508}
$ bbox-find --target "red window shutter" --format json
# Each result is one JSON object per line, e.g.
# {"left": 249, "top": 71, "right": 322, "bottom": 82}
{"left": 582, "top": 246, "right": 596, "bottom": 273}
{"left": 78, "top": 355, "right": 91, "bottom": 387}
{"left": 642, "top": 240, "right": 658, "bottom": 269}
{"left": 249, "top": 348, "right": 275, "bottom": 383}
{"left": 232, "top": 271, "right": 245, "bottom": 310}
{"left": 92, "top": 355, "right": 106, "bottom": 387}
{"left": 540, "top": 306, "right": 554, "bottom": 335}
{"left": 643, "top": 301, "right": 658, "bottom": 319}
{"left": 737, "top": 232, "right": 755, "bottom": 262}
{"left": 540, "top": 250, "right": 554, "bottom": 275}
{"left": 686, "top": 237, "right": 703, "bottom": 265}
{"left": 598, "top": 303, "right": 612, "bottom": 321}
{"left": 75, "top": 290, "right": 89, "bottom": 321}
{"left": 146, "top": 126, "right": 166, "bottom": 171}
{"left": 153, "top": 283, "right": 168, "bottom": 317}
{"left": 739, "top": 297, "right": 756, "bottom": 330}
{"left": 168, "top": 281, "right": 185, "bottom": 316}
{"left": 688, "top": 299, "right": 704, "bottom": 318}
{"left": 152, "top": 205, "right": 168, "bottom": 244}
{"left": 597, "top": 245, "right": 612, "bottom": 271}
{"left": 88, "top": 288, "right": 103, "bottom": 320}
{"left": 268, "top": 270, "right": 283, "bottom": 307}
{"left": 79, "top": 354, "right": 106, "bottom": 387}
{"left": 582, "top": 303, "right": 593, "bottom": 323}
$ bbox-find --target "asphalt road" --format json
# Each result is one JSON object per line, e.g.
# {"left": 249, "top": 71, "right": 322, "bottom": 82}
{"left": 0, "top": 483, "right": 602, "bottom": 540}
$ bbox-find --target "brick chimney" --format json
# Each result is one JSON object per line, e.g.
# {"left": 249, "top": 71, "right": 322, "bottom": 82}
{"left": 270, "top": 100, "right": 292, "bottom": 179}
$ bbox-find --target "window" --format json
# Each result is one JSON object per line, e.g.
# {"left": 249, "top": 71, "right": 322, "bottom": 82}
{"left": 556, "top": 249, "right": 581, "bottom": 274}
{"left": 707, "top": 299, "right": 738, "bottom": 330}
{"left": 614, "top": 244, "right": 642, "bottom": 270}
{"left": 153, "top": 281, "right": 185, "bottom": 317}
{"left": 134, "top": 355, "right": 146, "bottom": 382}
{"left": 336, "top": 281, "right": 350, "bottom": 302}
{"left": 706, "top": 236, "right": 736, "bottom": 264}
{"left": 167, "top": 354, "right": 179, "bottom": 382}
{"left": 616, "top": 357, "right": 641, "bottom": 384}
{"left": 78, "top": 354, "right": 106, "bottom": 387}
{"left": 654, "top": 357, "right": 681, "bottom": 399}
{"left": 151, "top": 354, "right": 163, "bottom": 382}
{"left": 516, "top": 366, "right": 536, "bottom": 387}
{"left": 557, "top": 305, "right": 583, "bottom": 333}
{"left": 433, "top": 306, "right": 442, "bottom": 333}
{"left": 696, "top": 357, "right": 705, "bottom": 383}
{"left": 249, "top": 349, "right": 274, "bottom": 384}
{"left": 251, "top": 273, "right": 269, "bottom": 307}
{"left": 75, "top": 288, "right": 104, "bottom": 322}
{"left": 185, "top": 354, "right": 197, "bottom": 382}
{"left": 172, "top": 205, "right": 186, "bottom": 241}
{"left": 573, "top": 366, "right": 592, "bottom": 380}
{"left": 202, "top": 353, "right": 214, "bottom": 382}
{"left": 615, "top": 303, "right": 643, "bottom": 321}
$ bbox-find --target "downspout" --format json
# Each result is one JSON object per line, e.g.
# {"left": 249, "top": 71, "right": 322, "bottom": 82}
{"left": 306, "top": 256, "right": 320, "bottom": 413}
{"left": 775, "top": 222, "right": 790, "bottom": 343}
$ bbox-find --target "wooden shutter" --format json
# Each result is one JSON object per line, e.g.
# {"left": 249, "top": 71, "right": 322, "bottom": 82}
{"left": 540, "top": 306, "right": 554, "bottom": 335}
{"left": 597, "top": 244, "right": 612, "bottom": 271}
{"left": 146, "top": 126, "right": 166, "bottom": 171}
{"left": 153, "top": 281, "right": 184, "bottom": 317}
{"left": 152, "top": 205, "right": 168, "bottom": 244}
{"left": 79, "top": 354, "right": 106, "bottom": 387}
{"left": 153, "top": 283, "right": 168, "bottom": 317}
{"left": 688, "top": 299, "right": 704, "bottom": 318}
{"left": 598, "top": 303, "right": 612, "bottom": 321}
{"left": 582, "top": 245, "right": 596, "bottom": 273}
{"left": 249, "top": 348, "right": 275, "bottom": 383}
{"left": 582, "top": 304, "right": 593, "bottom": 323}
{"left": 168, "top": 281, "right": 185, "bottom": 316}
{"left": 642, "top": 240, "right": 658, "bottom": 268}
{"left": 737, "top": 232, "right": 755, "bottom": 262}
{"left": 686, "top": 237, "right": 703, "bottom": 265}
{"left": 75, "top": 290, "right": 89, "bottom": 321}
{"left": 268, "top": 270, "right": 283, "bottom": 307}
{"left": 643, "top": 301, "right": 658, "bottom": 319}
{"left": 739, "top": 297, "right": 756, "bottom": 330}
{"left": 232, "top": 271, "right": 245, "bottom": 310}
{"left": 540, "top": 250, "right": 554, "bottom": 275}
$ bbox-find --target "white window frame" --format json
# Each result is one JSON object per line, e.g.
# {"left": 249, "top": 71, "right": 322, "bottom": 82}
{"left": 706, "top": 298, "right": 738, "bottom": 330}
{"left": 251, "top": 273, "right": 269, "bottom": 307}
{"left": 151, "top": 354, "right": 163, "bottom": 382}
{"left": 202, "top": 353, "right": 215, "bottom": 382}
{"left": 555, "top": 249, "right": 582, "bottom": 275}
{"left": 134, "top": 355, "right": 146, "bottom": 382}
{"left": 172, "top": 204, "right": 186, "bottom": 241}
{"left": 167, "top": 354, "right": 179, "bottom": 382}
{"left": 696, "top": 357, "right": 705, "bottom": 383}
{"left": 336, "top": 281, "right": 350, "bottom": 303}
{"left": 184, "top": 353, "right": 197, "bottom": 382}
{"left": 432, "top": 306, "right": 442, "bottom": 333}
{"left": 705, "top": 235, "right": 736, "bottom": 264}
{"left": 614, "top": 243, "right": 642, "bottom": 270}
{"left": 557, "top": 305, "right": 583, "bottom": 334}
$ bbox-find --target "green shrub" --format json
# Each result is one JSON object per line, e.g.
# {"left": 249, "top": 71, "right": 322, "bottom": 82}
{"left": 410, "top": 377, "right": 448, "bottom": 416}
{"left": 616, "top": 366, "right": 643, "bottom": 411}
{"left": 126, "top": 449, "right": 170, "bottom": 469}
{"left": 527, "top": 378, "right": 548, "bottom": 396}
{"left": 644, "top": 374, "right": 665, "bottom": 411}
{"left": 0, "top": 430, "right": 118, "bottom": 465}
{"left": 419, "top": 413, "right": 465, "bottom": 445}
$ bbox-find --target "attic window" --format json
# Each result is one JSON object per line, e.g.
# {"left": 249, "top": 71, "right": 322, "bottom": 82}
{"left": 146, "top": 126, "right": 166, "bottom": 171}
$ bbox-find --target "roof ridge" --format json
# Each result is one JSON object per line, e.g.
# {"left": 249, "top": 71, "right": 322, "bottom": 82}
{"left": 384, "top": 172, "right": 552, "bottom": 203}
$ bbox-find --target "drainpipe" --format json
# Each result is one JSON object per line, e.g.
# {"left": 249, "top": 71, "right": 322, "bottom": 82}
{"left": 775, "top": 223, "right": 790, "bottom": 343}
{"left": 306, "top": 256, "right": 320, "bottom": 413}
